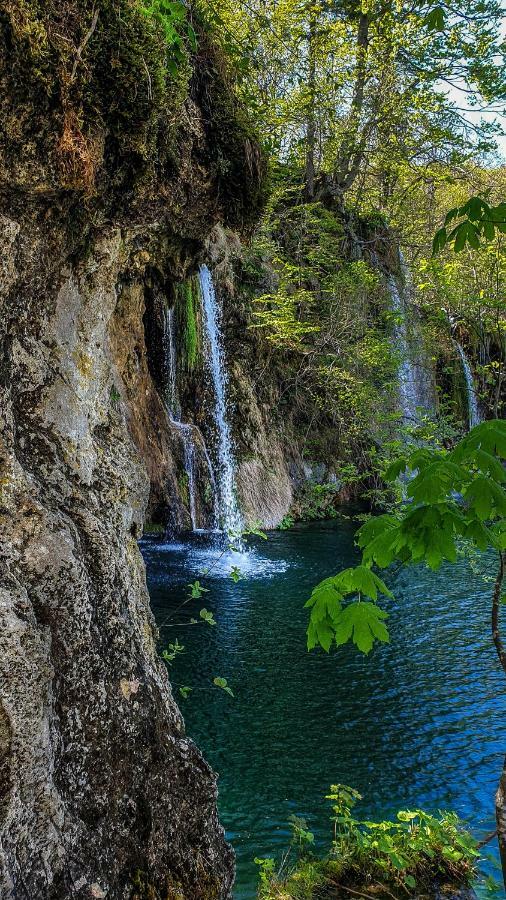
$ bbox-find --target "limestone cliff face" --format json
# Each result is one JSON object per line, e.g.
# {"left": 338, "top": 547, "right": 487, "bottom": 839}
{"left": 0, "top": 3, "right": 264, "bottom": 897}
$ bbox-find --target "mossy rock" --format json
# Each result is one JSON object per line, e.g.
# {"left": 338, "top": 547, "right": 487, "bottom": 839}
{"left": 0, "top": 0, "right": 266, "bottom": 228}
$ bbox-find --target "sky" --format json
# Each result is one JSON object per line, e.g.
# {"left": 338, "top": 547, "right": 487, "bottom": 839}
{"left": 444, "top": 5, "right": 506, "bottom": 162}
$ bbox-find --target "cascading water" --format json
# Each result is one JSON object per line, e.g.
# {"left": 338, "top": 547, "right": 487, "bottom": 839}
{"left": 162, "top": 303, "right": 216, "bottom": 532}
{"left": 454, "top": 341, "right": 482, "bottom": 430}
{"left": 387, "top": 252, "right": 434, "bottom": 426}
{"left": 387, "top": 274, "right": 421, "bottom": 424}
{"left": 198, "top": 265, "right": 243, "bottom": 537}
{"left": 164, "top": 306, "right": 180, "bottom": 420}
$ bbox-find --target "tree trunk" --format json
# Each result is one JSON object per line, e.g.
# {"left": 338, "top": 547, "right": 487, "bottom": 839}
{"left": 492, "top": 551, "right": 506, "bottom": 890}
{"left": 333, "top": 11, "right": 370, "bottom": 193}
{"left": 497, "top": 756, "right": 506, "bottom": 890}
{"left": 304, "top": 3, "right": 317, "bottom": 200}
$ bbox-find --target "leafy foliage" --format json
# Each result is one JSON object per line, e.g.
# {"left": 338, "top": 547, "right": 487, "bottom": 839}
{"left": 258, "top": 784, "right": 479, "bottom": 899}
{"left": 306, "top": 565, "right": 392, "bottom": 653}
{"left": 307, "top": 421, "right": 506, "bottom": 654}
{"left": 213, "top": 676, "right": 234, "bottom": 697}
{"left": 433, "top": 198, "right": 506, "bottom": 255}
{"left": 140, "top": 0, "right": 195, "bottom": 74}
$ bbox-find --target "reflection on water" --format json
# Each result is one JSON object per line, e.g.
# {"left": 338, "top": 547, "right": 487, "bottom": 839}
{"left": 143, "top": 520, "right": 505, "bottom": 898}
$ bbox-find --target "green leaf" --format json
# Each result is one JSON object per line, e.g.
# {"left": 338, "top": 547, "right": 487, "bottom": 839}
{"left": 230, "top": 565, "right": 242, "bottom": 583}
{"left": 333, "top": 565, "right": 393, "bottom": 600}
{"left": 243, "top": 522, "right": 268, "bottom": 540}
{"left": 491, "top": 521, "right": 506, "bottom": 551}
{"left": 424, "top": 6, "right": 445, "bottom": 31}
{"left": 200, "top": 607, "right": 217, "bottom": 626}
{"left": 305, "top": 577, "right": 343, "bottom": 622}
{"left": 179, "top": 686, "right": 192, "bottom": 699}
{"left": 334, "top": 602, "right": 389, "bottom": 654}
{"left": 188, "top": 580, "right": 209, "bottom": 599}
{"left": 357, "top": 514, "right": 399, "bottom": 548}
{"left": 213, "top": 676, "right": 234, "bottom": 697}
{"left": 432, "top": 226, "right": 447, "bottom": 255}
{"left": 384, "top": 457, "right": 408, "bottom": 481}
{"left": 444, "top": 207, "right": 460, "bottom": 227}
{"left": 464, "top": 476, "right": 506, "bottom": 521}
{"left": 470, "top": 449, "right": 506, "bottom": 483}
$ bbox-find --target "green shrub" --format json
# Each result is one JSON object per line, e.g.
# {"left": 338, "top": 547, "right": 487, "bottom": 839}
{"left": 258, "top": 784, "right": 479, "bottom": 899}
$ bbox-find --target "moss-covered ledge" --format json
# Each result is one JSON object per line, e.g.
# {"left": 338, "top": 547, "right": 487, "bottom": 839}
{"left": 0, "top": 0, "right": 266, "bottom": 230}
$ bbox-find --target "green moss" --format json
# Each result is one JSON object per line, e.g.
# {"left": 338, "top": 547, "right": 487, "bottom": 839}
{"left": 177, "top": 471, "right": 190, "bottom": 507}
{"left": 142, "top": 522, "right": 165, "bottom": 535}
{"left": 0, "top": 0, "right": 190, "bottom": 192}
{"left": 179, "top": 277, "right": 200, "bottom": 372}
{"left": 131, "top": 866, "right": 223, "bottom": 899}
{"left": 1, "top": 0, "right": 266, "bottom": 227}
{"left": 190, "top": 29, "right": 268, "bottom": 227}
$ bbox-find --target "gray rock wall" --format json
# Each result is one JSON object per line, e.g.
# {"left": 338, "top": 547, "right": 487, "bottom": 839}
{"left": 0, "top": 213, "right": 233, "bottom": 898}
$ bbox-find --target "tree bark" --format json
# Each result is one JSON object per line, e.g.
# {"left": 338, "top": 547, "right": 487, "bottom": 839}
{"left": 304, "top": 2, "right": 317, "bottom": 200}
{"left": 333, "top": 11, "right": 370, "bottom": 193}
{"left": 492, "top": 551, "right": 506, "bottom": 889}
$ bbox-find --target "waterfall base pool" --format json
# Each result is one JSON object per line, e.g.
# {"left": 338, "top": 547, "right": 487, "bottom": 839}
{"left": 143, "top": 520, "right": 505, "bottom": 898}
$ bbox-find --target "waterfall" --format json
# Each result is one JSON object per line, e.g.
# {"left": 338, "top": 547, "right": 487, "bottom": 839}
{"left": 387, "top": 274, "right": 421, "bottom": 424}
{"left": 198, "top": 265, "right": 243, "bottom": 537}
{"left": 162, "top": 303, "right": 215, "bottom": 532}
{"left": 387, "top": 252, "right": 434, "bottom": 426}
{"left": 454, "top": 341, "right": 482, "bottom": 430}
{"left": 164, "top": 306, "right": 179, "bottom": 420}
{"left": 180, "top": 424, "right": 198, "bottom": 530}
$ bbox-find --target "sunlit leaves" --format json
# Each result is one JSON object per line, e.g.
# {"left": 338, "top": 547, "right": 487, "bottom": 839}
{"left": 188, "top": 579, "right": 209, "bottom": 599}
{"left": 333, "top": 602, "right": 390, "bottom": 654}
{"left": 161, "top": 639, "right": 185, "bottom": 664}
{"left": 306, "top": 566, "right": 392, "bottom": 652}
{"left": 332, "top": 565, "right": 393, "bottom": 601}
{"left": 305, "top": 577, "right": 344, "bottom": 651}
{"left": 213, "top": 676, "right": 234, "bottom": 697}
{"left": 199, "top": 607, "right": 217, "bottom": 626}
{"left": 140, "top": 0, "right": 193, "bottom": 72}
{"left": 433, "top": 198, "right": 506, "bottom": 254}
{"left": 230, "top": 565, "right": 243, "bottom": 583}
{"left": 243, "top": 523, "right": 268, "bottom": 540}
{"left": 307, "top": 422, "right": 506, "bottom": 656}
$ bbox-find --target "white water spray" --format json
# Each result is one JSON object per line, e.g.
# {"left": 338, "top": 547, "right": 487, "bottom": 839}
{"left": 164, "top": 306, "right": 179, "bottom": 420}
{"left": 454, "top": 341, "right": 482, "bottom": 430}
{"left": 198, "top": 265, "right": 243, "bottom": 537}
{"left": 162, "top": 303, "right": 216, "bottom": 531}
{"left": 387, "top": 253, "right": 434, "bottom": 425}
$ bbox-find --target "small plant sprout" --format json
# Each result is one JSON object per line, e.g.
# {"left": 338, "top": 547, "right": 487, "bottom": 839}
{"left": 188, "top": 580, "right": 209, "bottom": 599}
{"left": 213, "top": 677, "right": 234, "bottom": 697}
{"left": 161, "top": 640, "right": 185, "bottom": 664}
{"left": 229, "top": 565, "right": 242, "bottom": 583}
{"left": 199, "top": 608, "right": 217, "bottom": 626}
{"left": 288, "top": 815, "right": 315, "bottom": 851}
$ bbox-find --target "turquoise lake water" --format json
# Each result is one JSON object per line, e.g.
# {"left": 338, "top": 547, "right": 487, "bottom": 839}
{"left": 142, "top": 519, "right": 505, "bottom": 898}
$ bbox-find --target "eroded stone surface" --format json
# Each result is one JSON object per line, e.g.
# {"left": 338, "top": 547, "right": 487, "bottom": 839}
{"left": 0, "top": 216, "right": 234, "bottom": 898}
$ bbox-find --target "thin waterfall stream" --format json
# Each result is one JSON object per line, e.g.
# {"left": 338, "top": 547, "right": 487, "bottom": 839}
{"left": 162, "top": 302, "right": 216, "bottom": 532}
{"left": 199, "top": 265, "right": 243, "bottom": 537}
{"left": 386, "top": 252, "right": 435, "bottom": 426}
{"left": 454, "top": 340, "right": 482, "bottom": 430}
